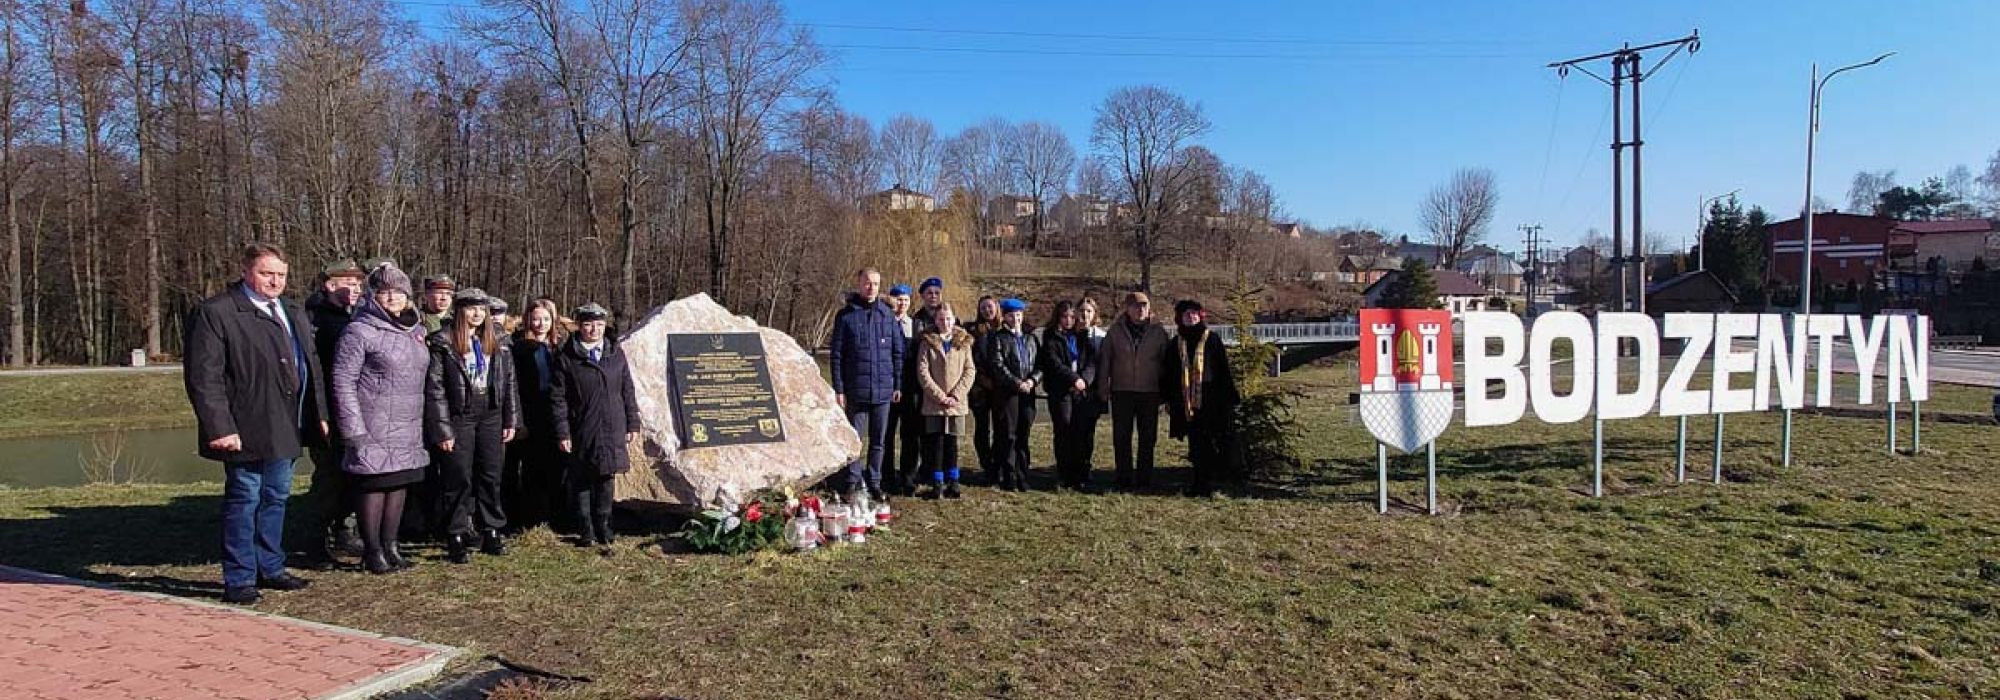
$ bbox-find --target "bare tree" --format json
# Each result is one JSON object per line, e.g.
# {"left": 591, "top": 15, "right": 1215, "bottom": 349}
{"left": 0, "top": 0, "right": 25, "bottom": 366}
{"left": 1000, "top": 120, "right": 1073, "bottom": 249}
{"left": 1846, "top": 169, "right": 1896, "bottom": 214}
{"left": 468, "top": 0, "right": 604, "bottom": 266}
{"left": 1089, "top": 85, "right": 1209, "bottom": 292}
{"left": 681, "top": 0, "right": 825, "bottom": 306}
{"left": 876, "top": 112, "right": 938, "bottom": 196}
{"left": 1981, "top": 149, "right": 2000, "bottom": 215}
{"left": 1073, "top": 158, "right": 1110, "bottom": 199}
{"left": 940, "top": 118, "right": 1008, "bottom": 244}
{"left": 1418, "top": 167, "right": 1497, "bottom": 268}
{"left": 587, "top": 0, "right": 688, "bottom": 319}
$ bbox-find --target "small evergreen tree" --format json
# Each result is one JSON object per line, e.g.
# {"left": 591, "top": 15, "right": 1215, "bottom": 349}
{"left": 1378, "top": 257, "right": 1442, "bottom": 309}
{"left": 1224, "top": 283, "right": 1303, "bottom": 481}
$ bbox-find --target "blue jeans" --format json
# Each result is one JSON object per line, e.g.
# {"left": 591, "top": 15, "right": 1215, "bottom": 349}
{"left": 221, "top": 458, "right": 296, "bottom": 588}
{"left": 845, "top": 402, "right": 892, "bottom": 491}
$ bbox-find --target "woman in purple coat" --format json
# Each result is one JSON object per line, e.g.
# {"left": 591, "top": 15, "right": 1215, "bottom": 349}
{"left": 331, "top": 263, "right": 432, "bottom": 574}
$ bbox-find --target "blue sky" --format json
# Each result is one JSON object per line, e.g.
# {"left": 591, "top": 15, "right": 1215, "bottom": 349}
{"left": 406, "top": 0, "right": 2000, "bottom": 252}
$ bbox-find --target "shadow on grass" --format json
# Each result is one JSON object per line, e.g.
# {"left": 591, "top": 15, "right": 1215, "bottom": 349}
{"left": 0, "top": 494, "right": 228, "bottom": 597}
{"left": 1254, "top": 432, "right": 1783, "bottom": 504}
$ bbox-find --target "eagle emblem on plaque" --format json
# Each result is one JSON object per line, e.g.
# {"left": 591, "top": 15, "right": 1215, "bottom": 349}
{"left": 1357, "top": 308, "right": 1455, "bottom": 453}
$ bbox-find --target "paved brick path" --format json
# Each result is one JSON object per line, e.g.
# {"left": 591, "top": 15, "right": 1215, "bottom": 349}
{"left": 0, "top": 566, "right": 457, "bottom": 700}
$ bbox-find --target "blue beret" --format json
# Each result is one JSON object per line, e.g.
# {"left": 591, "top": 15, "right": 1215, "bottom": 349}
{"left": 888, "top": 284, "right": 912, "bottom": 297}
{"left": 919, "top": 277, "right": 944, "bottom": 292}
{"left": 999, "top": 298, "right": 1027, "bottom": 313}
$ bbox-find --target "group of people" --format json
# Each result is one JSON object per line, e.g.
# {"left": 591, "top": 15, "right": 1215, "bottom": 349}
{"left": 184, "top": 246, "right": 1242, "bottom": 605}
{"left": 185, "top": 244, "right": 641, "bottom": 604}
{"left": 826, "top": 267, "right": 1241, "bottom": 504}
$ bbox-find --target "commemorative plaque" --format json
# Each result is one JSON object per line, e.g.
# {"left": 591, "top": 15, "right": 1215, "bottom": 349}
{"left": 668, "top": 332, "right": 786, "bottom": 447}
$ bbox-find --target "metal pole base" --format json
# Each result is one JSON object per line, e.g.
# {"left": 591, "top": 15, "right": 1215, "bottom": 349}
{"left": 1377, "top": 442, "right": 1389, "bottom": 515}
{"left": 1712, "top": 414, "right": 1725, "bottom": 484}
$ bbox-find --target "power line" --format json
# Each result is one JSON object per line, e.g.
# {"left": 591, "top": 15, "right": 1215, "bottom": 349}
{"left": 820, "top": 42, "right": 1536, "bottom": 62}
{"left": 804, "top": 22, "right": 1552, "bottom": 48}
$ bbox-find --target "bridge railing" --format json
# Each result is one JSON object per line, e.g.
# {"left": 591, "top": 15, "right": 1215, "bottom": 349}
{"left": 1211, "top": 321, "right": 1360, "bottom": 344}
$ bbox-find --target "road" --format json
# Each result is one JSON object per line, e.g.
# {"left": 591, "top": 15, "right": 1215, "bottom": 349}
{"left": 1724, "top": 341, "right": 2000, "bottom": 388}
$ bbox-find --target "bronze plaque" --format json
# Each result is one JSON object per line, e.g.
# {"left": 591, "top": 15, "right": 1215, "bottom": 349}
{"left": 668, "top": 333, "right": 786, "bottom": 447}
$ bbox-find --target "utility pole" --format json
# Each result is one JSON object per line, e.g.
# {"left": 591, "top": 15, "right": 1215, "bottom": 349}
{"left": 1550, "top": 31, "right": 1700, "bottom": 316}
{"left": 1519, "top": 223, "right": 1545, "bottom": 316}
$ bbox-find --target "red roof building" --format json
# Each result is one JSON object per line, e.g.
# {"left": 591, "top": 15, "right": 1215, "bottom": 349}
{"left": 1765, "top": 212, "right": 1896, "bottom": 287}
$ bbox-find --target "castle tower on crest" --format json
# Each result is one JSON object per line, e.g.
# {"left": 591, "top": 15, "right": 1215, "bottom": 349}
{"left": 1369, "top": 323, "right": 1396, "bottom": 392}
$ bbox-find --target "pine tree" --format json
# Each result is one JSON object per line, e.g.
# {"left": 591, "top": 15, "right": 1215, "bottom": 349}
{"left": 1379, "top": 257, "right": 1442, "bottom": 309}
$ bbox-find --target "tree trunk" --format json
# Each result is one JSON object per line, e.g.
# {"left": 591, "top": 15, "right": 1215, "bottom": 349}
{"left": 134, "top": 46, "right": 162, "bottom": 358}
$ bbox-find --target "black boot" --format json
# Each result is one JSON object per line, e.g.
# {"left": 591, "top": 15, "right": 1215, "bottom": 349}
{"left": 363, "top": 548, "right": 393, "bottom": 575}
{"left": 385, "top": 540, "right": 412, "bottom": 571}
{"left": 445, "top": 535, "right": 470, "bottom": 564}
{"left": 480, "top": 529, "right": 506, "bottom": 556}
{"left": 943, "top": 480, "right": 962, "bottom": 499}
{"left": 594, "top": 518, "right": 615, "bottom": 546}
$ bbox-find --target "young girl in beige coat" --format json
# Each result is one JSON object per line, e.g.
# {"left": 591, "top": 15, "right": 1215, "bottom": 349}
{"left": 915, "top": 303, "right": 977, "bottom": 499}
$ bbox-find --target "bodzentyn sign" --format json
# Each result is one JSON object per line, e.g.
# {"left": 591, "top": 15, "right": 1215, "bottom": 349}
{"left": 1456, "top": 311, "right": 1930, "bottom": 427}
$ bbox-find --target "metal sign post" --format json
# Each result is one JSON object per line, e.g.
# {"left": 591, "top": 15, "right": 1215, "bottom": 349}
{"left": 1426, "top": 442, "right": 1438, "bottom": 516}
{"left": 1592, "top": 418, "right": 1605, "bottom": 497}
{"left": 1912, "top": 402, "right": 1922, "bottom": 453}
{"left": 1887, "top": 401, "right": 1898, "bottom": 455}
{"left": 1712, "top": 414, "right": 1725, "bottom": 484}
{"left": 1377, "top": 442, "right": 1389, "bottom": 515}
{"left": 1675, "top": 416, "right": 1688, "bottom": 483}
{"left": 1780, "top": 410, "right": 1793, "bottom": 468}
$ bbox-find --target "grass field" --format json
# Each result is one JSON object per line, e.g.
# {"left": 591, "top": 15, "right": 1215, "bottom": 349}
{"left": 0, "top": 364, "right": 1996, "bottom": 698}
{"left": 0, "top": 371, "right": 194, "bottom": 440}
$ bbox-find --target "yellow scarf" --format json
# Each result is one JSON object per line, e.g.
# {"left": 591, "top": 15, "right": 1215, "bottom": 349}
{"left": 1178, "top": 327, "right": 1209, "bottom": 420}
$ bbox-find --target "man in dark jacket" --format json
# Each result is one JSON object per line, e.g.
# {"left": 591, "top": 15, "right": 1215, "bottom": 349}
{"left": 184, "top": 243, "right": 327, "bottom": 604}
{"left": 981, "top": 298, "right": 1040, "bottom": 491}
{"left": 551, "top": 303, "right": 640, "bottom": 547}
{"left": 296, "top": 258, "right": 365, "bottom": 565}
{"left": 828, "top": 267, "right": 904, "bottom": 500}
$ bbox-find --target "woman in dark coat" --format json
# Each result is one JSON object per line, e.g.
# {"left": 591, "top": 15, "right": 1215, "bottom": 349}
{"left": 331, "top": 262, "right": 431, "bottom": 574}
{"left": 425, "top": 288, "right": 521, "bottom": 563}
{"left": 550, "top": 303, "right": 641, "bottom": 547}
{"left": 963, "top": 295, "right": 1003, "bottom": 484}
{"left": 505, "top": 298, "right": 567, "bottom": 533}
{"left": 1038, "top": 300, "right": 1099, "bottom": 491}
{"left": 1160, "top": 299, "right": 1240, "bottom": 497}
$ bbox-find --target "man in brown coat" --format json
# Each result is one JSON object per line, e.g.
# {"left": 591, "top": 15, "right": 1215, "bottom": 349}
{"left": 1095, "top": 291, "right": 1172, "bottom": 488}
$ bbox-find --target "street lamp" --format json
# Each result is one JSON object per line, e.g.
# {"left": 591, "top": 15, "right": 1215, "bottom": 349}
{"left": 1696, "top": 188, "right": 1740, "bottom": 272}
{"left": 1789, "top": 53, "right": 1890, "bottom": 471}
{"left": 1799, "top": 52, "right": 1893, "bottom": 314}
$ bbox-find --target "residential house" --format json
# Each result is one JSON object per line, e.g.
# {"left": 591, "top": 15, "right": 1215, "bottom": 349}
{"left": 984, "top": 194, "right": 1039, "bottom": 241}
{"left": 1051, "top": 194, "right": 1112, "bottom": 230}
{"left": 1273, "top": 222, "right": 1302, "bottom": 239}
{"left": 1457, "top": 251, "right": 1524, "bottom": 295}
{"left": 1336, "top": 255, "right": 1402, "bottom": 286}
{"left": 1645, "top": 270, "right": 1739, "bottom": 314}
{"left": 859, "top": 184, "right": 936, "bottom": 213}
{"left": 1362, "top": 268, "right": 1492, "bottom": 316}
{"left": 1894, "top": 218, "right": 1998, "bottom": 272}
{"left": 1765, "top": 212, "right": 1896, "bottom": 287}
{"left": 1393, "top": 235, "right": 1446, "bottom": 265}
{"left": 1561, "top": 245, "right": 1607, "bottom": 287}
